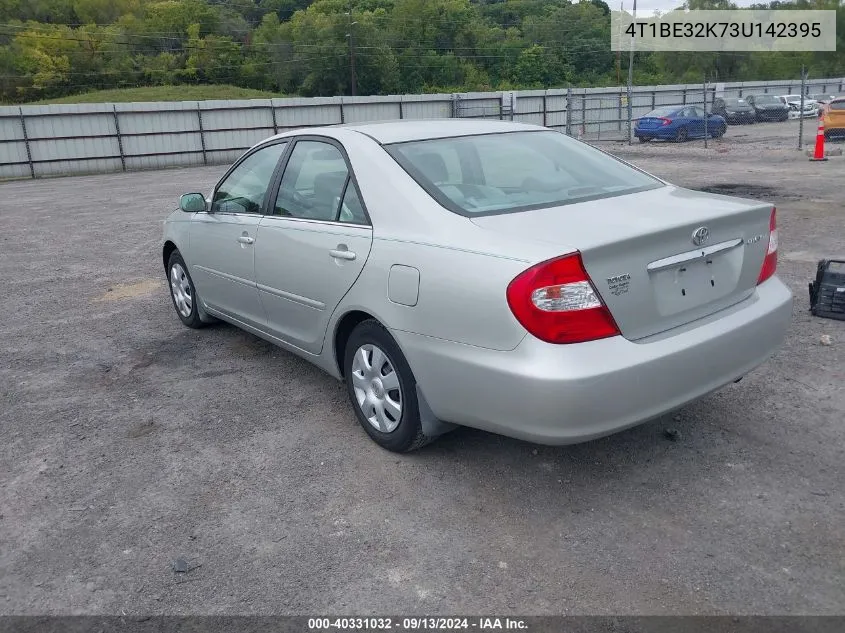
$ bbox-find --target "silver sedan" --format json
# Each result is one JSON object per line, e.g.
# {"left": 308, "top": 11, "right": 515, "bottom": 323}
{"left": 162, "top": 120, "right": 792, "bottom": 452}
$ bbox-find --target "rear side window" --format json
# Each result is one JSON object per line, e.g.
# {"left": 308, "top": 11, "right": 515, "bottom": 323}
{"left": 643, "top": 106, "right": 679, "bottom": 117}
{"left": 386, "top": 130, "right": 662, "bottom": 216}
{"left": 830, "top": 101, "right": 845, "bottom": 110}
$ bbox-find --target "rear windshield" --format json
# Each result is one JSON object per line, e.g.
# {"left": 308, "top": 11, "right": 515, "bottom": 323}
{"left": 385, "top": 130, "right": 663, "bottom": 216}
{"left": 752, "top": 95, "right": 780, "bottom": 104}
{"left": 723, "top": 98, "right": 747, "bottom": 106}
{"left": 831, "top": 101, "right": 845, "bottom": 110}
{"left": 643, "top": 106, "right": 680, "bottom": 117}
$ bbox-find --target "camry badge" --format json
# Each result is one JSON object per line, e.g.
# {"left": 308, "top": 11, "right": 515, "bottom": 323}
{"left": 691, "top": 226, "right": 710, "bottom": 246}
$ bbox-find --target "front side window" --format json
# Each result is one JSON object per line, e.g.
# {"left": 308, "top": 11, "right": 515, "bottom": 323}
{"left": 274, "top": 141, "right": 351, "bottom": 222}
{"left": 212, "top": 142, "right": 287, "bottom": 214}
{"left": 386, "top": 130, "right": 662, "bottom": 216}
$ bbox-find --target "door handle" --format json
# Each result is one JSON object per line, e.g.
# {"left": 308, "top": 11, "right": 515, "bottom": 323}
{"left": 237, "top": 235, "right": 255, "bottom": 245}
{"left": 330, "top": 248, "right": 356, "bottom": 261}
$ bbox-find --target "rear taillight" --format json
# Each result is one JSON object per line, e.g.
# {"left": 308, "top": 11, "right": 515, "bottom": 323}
{"left": 660, "top": 117, "right": 672, "bottom": 126}
{"left": 506, "top": 252, "right": 620, "bottom": 344}
{"left": 757, "top": 207, "right": 778, "bottom": 284}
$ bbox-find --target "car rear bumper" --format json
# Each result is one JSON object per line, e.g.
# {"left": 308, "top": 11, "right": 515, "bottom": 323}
{"left": 823, "top": 124, "right": 845, "bottom": 137}
{"left": 634, "top": 128, "right": 671, "bottom": 139}
{"left": 394, "top": 277, "right": 792, "bottom": 445}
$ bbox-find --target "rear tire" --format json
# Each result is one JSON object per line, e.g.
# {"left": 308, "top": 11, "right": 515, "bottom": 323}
{"left": 343, "top": 319, "right": 434, "bottom": 453}
{"left": 674, "top": 126, "right": 688, "bottom": 142}
{"left": 713, "top": 124, "right": 727, "bottom": 138}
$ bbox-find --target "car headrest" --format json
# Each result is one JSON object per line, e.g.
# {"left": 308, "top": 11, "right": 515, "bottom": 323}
{"left": 413, "top": 152, "right": 449, "bottom": 184}
{"left": 313, "top": 171, "right": 347, "bottom": 201}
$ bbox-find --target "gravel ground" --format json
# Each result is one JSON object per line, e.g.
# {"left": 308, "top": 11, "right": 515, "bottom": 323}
{"left": 0, "top": 119, "right": 843, "bottom": 616}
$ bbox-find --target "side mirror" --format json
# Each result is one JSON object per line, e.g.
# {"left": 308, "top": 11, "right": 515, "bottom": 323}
{"left": 179, "top": 193, "right": 207, "bottom": 213}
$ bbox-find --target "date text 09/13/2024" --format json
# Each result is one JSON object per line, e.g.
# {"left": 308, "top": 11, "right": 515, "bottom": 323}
{"left": 308, "top": 617, "right": 529, "bottom": 630}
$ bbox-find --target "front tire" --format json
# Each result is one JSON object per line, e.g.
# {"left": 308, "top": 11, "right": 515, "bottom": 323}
{"left": 167, "top": 251, "right": 205, "bottom": 329}
{"left": 343, "top": 319, "right": 433, "bottom": 452}
{"left": 674, "top": 126, "right": 688, "bottom": 142}
{"left": 712, "top": 124, "right": 727, "bottom": 138}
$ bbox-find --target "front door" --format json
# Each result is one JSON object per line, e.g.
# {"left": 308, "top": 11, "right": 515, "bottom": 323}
{"left": 254, "top": 138, "right": 373, "bottom": 354}
{"left": 189, "top": 141, "right": 288, "bottom": 328}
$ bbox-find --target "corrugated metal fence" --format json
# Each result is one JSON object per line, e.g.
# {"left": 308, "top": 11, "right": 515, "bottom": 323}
{"left": 2, "top": 76, "right": 844, "bottom": 179}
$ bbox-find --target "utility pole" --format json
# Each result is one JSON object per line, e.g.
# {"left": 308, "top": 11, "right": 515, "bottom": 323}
{"left": 703, "top": 74, "right": 709, "bottom": 149}
{"left": 798, "top": 65, "right": 807, "bottom": 150}
{"left": 346, "top": 3, "right": 357, "bottom": 97}
{"left": 616, "top": 1, "right": 623, "bottom": 86}
{"left": 626, "top": 0, "right": 636, "bottom": 145}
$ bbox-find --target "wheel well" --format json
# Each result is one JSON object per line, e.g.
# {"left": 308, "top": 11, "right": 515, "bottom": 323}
{"left": 333, "top": 310, "right": 375, "bottom": 377}
{"left": 163, "top": 241, "right": 177, "bottom": 273}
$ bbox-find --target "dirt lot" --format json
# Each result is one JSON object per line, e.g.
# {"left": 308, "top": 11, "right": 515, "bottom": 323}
{"left": 1, "top": 119, "right": 843, "bottom": 616}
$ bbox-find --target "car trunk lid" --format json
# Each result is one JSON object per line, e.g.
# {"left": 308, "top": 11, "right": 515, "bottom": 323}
{"left": 471, "top": 185, "right": 774, "bottom": 341}
{"left": 636, "top": 117, "right": 669, "bottom": 130}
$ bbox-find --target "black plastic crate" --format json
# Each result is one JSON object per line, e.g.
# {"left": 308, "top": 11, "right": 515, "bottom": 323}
{"left": 809, "top": 259, "right": 845, "bottom": 321}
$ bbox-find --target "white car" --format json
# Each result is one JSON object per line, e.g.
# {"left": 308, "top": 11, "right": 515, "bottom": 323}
{"left": 778, "top": 95, "right": 819, "bottom": 119}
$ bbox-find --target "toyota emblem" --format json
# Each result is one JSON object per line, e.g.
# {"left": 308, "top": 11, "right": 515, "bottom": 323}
{"left": 691, "top": 226, "right": 710, "bottom": 246}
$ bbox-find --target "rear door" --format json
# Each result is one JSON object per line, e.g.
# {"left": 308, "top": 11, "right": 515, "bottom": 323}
{"left": 684, "top": 106, "right": 705, "bottom": 136}
{"left": 189, "top": 141, "right": 288, "bottom": 328}
{"left": 254, "top": 138, "right": 373, "bottom": 354}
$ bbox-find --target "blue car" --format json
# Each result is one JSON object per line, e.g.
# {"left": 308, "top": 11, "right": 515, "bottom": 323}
{"left": 634, "top": 105, "right": 727, "bottom": 143}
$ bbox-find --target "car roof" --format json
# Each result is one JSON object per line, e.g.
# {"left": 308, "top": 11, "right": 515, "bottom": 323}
{"left": 335, "top": 119, "right": 544, "bottom": 144}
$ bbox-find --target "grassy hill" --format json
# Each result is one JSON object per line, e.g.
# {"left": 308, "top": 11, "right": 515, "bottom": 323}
{"left": 27, "top": 85, "right": 282, "bottom": 105}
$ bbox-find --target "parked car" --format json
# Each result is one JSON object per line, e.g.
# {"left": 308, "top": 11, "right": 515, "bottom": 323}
{"left": 712, "top": 97, "right": 756, "bottom": 124}
{"left": 822, "top": 97, "right": 845, "bottom": 139}
{"left": 162, "top": 120, "right": 792, "bottom": 452}
{"left": 813, "top": 94, "right": 841, "bottom": 118}
{"left": 810, "top": 93, "right": 839, "bottom": 107}
{"left": 744, "top": 94, "right": 789, "bottom": 122}
{"left": 778, "top": 94, "right": 819, "bottom": 119}
{"left": 634, "top": 105, "right": 727, "bottom": 142}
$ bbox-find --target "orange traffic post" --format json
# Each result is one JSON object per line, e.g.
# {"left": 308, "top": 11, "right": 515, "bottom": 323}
{"left": 810, "top": 117, "right": 828, "bottom": 162}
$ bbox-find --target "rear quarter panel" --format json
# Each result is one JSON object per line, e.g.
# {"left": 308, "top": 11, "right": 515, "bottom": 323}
{"left": 339, "top": 238, "right": 531, "bottom": 352}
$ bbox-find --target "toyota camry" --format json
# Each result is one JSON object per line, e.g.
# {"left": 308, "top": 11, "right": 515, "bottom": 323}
{"left": 162, "top": 120, "right": 792, "bottom": 452}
